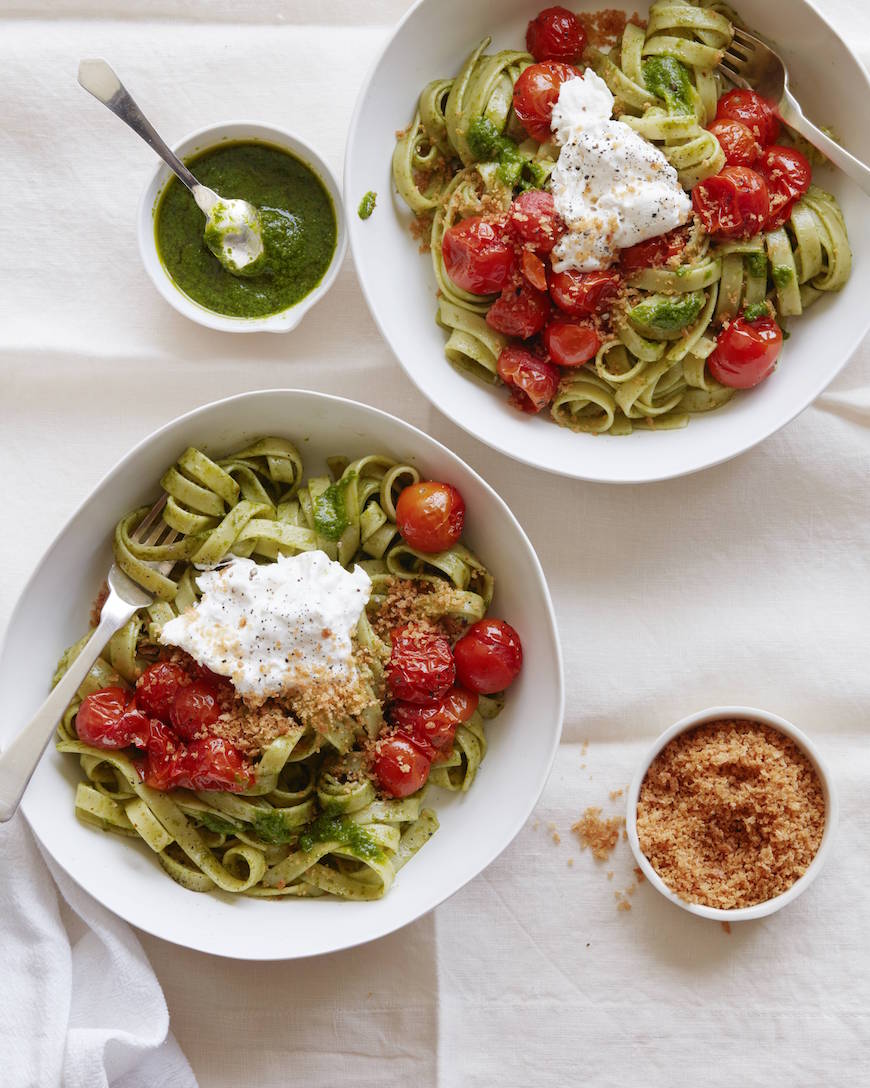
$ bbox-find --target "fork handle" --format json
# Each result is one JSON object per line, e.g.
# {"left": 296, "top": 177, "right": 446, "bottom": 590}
{"left": 780, "top": 91, "right": 870, "bottom": 197}
{"left": 0, "top": 608, "right": 135, "bottom": 823}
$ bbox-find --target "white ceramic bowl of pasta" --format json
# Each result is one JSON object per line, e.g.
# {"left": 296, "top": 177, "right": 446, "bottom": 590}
{"left": 138, "top": 121, "right": 347, "bottom": 334}
{"left": 0, "top": 390, "right": 563, "bottom": 959}
{"left": 345, "top": 0, "right": 870, "bottom": 483}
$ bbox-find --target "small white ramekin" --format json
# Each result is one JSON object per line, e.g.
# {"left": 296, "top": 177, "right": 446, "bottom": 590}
{"left": 137, "top": 121, "right": 347, "bottom": 333}
{"left": 625, "top": 706, "right": 838, "bottom": 922}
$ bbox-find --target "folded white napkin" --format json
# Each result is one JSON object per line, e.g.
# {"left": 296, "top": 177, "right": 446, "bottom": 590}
{"left": 0, "top": 814, "right": 197, "bottom": 1088}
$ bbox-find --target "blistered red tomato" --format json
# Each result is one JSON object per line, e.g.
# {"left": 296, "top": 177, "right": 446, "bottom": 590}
{"left": 387, "top": 627, "right": 456, "bottom": 704}
{"left": 76, "top": 688, "right": 136, "bottom": 749}
{"left": 496, "top": 346, "right": 560, "bottom": 414}
{"left": 526, "top": 6, "right": 586, "bottom": 62}
{"left": 442, "top": 216, "right": 514, "bottom": 294}
{"left": 396, "top": 481, "right": 466, "bottom": 554}
{"left": 708, "top": 118, "right": 762, "bottom": 166}
{"left": 708, "top": 313, "right": 782, "bottom": 389}
{"left": 757, "top": 145, "right": 811, "bottom": 229}
{"left": 141, "top": 722, "right": 183, "bottom": 790}
{"left": 181, "top": 737, "right": 253, "bottom": 792}
{"left": 513, "top": 60, "right": 578, "bottom": 142}
{"left": 544, "top": 319, "right": 600, "bottom": 367}
{"left": 619, "top": 229, "right": 687, "bottom": 271}
{"left": 373, "top": 735, "right": 432, "bottom": 798}
{"left": 521, "top": 249, "right": 549, "bottom": 291}
{"left": 549, "top": 268, "right": 620, "bottom": 316}
{"left": 170, "top": 681, "right": 221, "bottom": 740}
{"left": 486, "top": 281, "right": 550, "bottom": 338}
{"left": 692, "top": 166, "right": 769, "bottom": 238}
{"left": 454, "top": 620, "right": 523, "bottom": 694}
{"left": 390, "top": 688, "right": 479, "bottom": 757}
{"left": 715, "top": 88, "right": 780, "bottom": 144}
{"left": 135, "top": 662, "right": 188, "bottom": 720}
{"left": 507, "top": 190, "right": 563, "bottom": 254}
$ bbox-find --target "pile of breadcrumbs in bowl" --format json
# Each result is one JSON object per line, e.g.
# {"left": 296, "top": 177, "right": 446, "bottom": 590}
{"left": 636, "top": 719, "right": 826, "bottom": 910}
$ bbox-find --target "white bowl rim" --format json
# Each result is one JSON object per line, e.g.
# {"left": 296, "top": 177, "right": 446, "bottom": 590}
{"left": 137, "top": 121, "right": 348, "bottom": 334}
{"left": 3, "top": 388, "right": 565, "bottom": 958}
{"left": 343, "top": 0, "right": 870, "bottom": 484}
{"left": 625, "top": 704, "right": 839, "bottom": 922}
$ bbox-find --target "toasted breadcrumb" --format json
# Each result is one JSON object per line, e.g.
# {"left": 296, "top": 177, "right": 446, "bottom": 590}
{"left": 636, "top": 720, "right": 825, "bottom": 909}
{"left": 721, "top": 921, "right": 732, "bottom": 935}
{"left": 90, "top": 581, "right": 110, "bottom": 628}
{"left": 370, "top": 577, "right": 468, "bottom": 643}
{"left": 572, "top": 807, "right": 625, "bottom": 861}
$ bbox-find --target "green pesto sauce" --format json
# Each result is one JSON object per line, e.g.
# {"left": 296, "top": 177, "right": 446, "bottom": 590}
{"left": 629, "top": 290, "right": 705, "bottom": 333}
{"left": 357, "top": 190, "right": 377, "bottom": 219}
{"left": 466, "top": 116, "right": 549, "bottom": 190}
{"left": 154, "top": 141, "right": 337, "bottom": 318}
{"left": 298, "top": 814, "right": 384, "bottom": 862}
{"left": 252, "top": 809, "right": 298, "bottom": 844}
{"left": 772, "top": 264, "right": 794, "bottom": 288}
{"left": 746, "top": 251, "right": 768, "bottom": 279}
{"left": 642, "top": 55, "right": 694, "bottom": 115}
{"left": 742, "top": 301, "right": 770, "bottom": 322}
{"left": 312, "top": 474, "right": 355, "bottom": 540}
{"left": 197, "top": 812, "right": 239, "bottom": 836}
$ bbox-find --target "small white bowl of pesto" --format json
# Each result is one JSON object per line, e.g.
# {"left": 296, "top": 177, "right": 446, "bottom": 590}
{"left": 138, "top": 121, "right": 346, "bottom": 332}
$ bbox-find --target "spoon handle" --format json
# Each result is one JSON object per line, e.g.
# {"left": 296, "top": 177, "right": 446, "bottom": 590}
{"left": 78, "top": 58, "right": 199, "bottom": 194}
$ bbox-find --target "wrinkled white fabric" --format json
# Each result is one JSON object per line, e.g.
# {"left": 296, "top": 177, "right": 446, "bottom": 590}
{"left": 0, "top": 815, "right": 197, "bottom": 1088}
{"left": 1, "top": 1, "right": 869, "bottom": 1086}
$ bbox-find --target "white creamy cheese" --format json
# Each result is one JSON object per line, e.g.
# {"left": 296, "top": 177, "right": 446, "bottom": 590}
{"left": 549, "top": 70, "right": 691, "bottom": 271}
{"left": 159, "top": 551, "right": 371, "bottom": 702}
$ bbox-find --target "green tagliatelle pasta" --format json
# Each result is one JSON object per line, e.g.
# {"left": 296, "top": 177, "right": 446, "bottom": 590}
{"left": 55, "top": 438, "right": 502, "bottom": 900}
{"left": 392, "top": 0, "right": 852, "bottom": 435}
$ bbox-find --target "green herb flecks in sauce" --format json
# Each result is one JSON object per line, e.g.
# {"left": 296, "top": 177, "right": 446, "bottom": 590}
{"left": 197, "top": 812, "right": 240, "bottom": 836}
{"left": 467, "top": 116, "right": 550, "bottom": 190}
{"left": 154, "top": 141, "right": 336, "bottom": 318}
{"left": 742, "top": 301, "right": 771, "bottom": 322}
{"left": 772, "top": 264, "right": 794, "bottom": 288}
{"left": 298, "top": 814, "right": 385, "bottom": 862}
{"left": 746, "top": 251, "right": 768, "bottom": 279}
{"left": 357, "top": 191, "right": 377, "bottom": 219}
{"left": 642, "top": 56, "right": 695, "bottom": 115}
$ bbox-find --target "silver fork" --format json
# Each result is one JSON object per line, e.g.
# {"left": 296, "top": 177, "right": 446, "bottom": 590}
{"left": 0, "top": 496, "right": 180, "bottom": 822}
{"left": 720, "top": 27, "right": 870, "bottom": 196}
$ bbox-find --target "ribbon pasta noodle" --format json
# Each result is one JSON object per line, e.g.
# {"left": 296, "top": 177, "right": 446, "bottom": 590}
{"left": 55, "top": 438, "right": 502, "bottom": 900}
{"left": 392, "top": 1, "right": 851, "bottom": 435}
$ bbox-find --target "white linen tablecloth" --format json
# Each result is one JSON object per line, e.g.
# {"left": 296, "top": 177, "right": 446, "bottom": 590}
{"left": 2, "top": 1, "right": 869, "bottom": 1084}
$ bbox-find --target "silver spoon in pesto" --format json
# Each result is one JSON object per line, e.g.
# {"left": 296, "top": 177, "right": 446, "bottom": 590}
{"left": 77, "top": 59, "right": 264, "bottom": 275}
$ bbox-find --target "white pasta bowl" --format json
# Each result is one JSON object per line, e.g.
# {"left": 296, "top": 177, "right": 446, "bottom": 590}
{"left": 138, "top": 121, "right": 347, "bottom": 334}
{"left": 345, "top": 0, "right": 870, "bottom": 482}
{"left": 0, "top": 390, "right": 563, "bottom": 959}
{"left": 624, "top": 705, "right": 838, "bottom": 922}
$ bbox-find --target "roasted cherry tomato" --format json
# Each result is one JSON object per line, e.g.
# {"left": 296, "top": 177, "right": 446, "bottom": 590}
{"left": 373, "top": 734, "right": 432, "bottom": 798}
{"left": 141, "top": 722, "right": 184, "bottom": 790}
{"left": 75, "top": 688, "right": 135, "bottom": 749}
{"left": 513, "top": 60, "right": 578, "bottom": 142}
{"left": 507, "top": 189, "right": 564, "bottom": 254}
{"left": 757, "top": 145, "right": 811, "bottom": 229}
{"left": 387, "top": 627, "right": 456, "bottom": 704}
{"left": 544, "top": 319, "right": 601, "bottom": 367}
{"left": 180, "top": 737, "right": 253, "bottom": 792}
{"left": 708, "top": 118, "right": 762, "bottom": 166}
{"left": 619, "top": 229, "right": 687, "bottom": 271}
{"left": 526, "top": 5, "right": 586, "bottom": 62}
{"left": 135, "top": 661, "right": 189, "bottom": 720}
{"left": 170, "top": 680, "right": 221, "bottom": 740}
{"left": 708, "top": 313, "right": 782, "bottom": 388}
{"left": 715, "top": 88, "right": 780, "bottom": 144}
{"left": 486, "top": 281, "right": 551, "bottom": 338}
{"left": 396, "top": 481, "right": 466, "bottom": 553}
{"left": 521, "top": 249, "right": 549, "bottom": 291}
{"left": 390, "top": 688, "right": 479, "bottom": 757}
{"left": 549, "top": 268, "right": 620, "bottom": 316}
{"left": 496, "top": 346, "right": 560, "bottom": 414}
{"left": 454, "top": 619, "right": 523, "bottom": 695}
{"left": 442, "top": 216, "right": 514, "bottom": 294}
{"left": 692, "top": 166, "right": 769, "bottom": 239}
